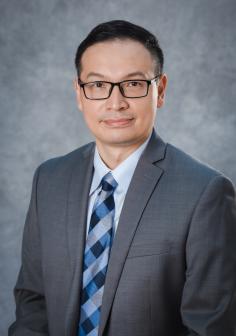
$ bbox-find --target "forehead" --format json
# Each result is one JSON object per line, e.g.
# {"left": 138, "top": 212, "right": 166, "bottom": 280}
{"left": 80, "top": 39, "right": 156, "bottom": 80}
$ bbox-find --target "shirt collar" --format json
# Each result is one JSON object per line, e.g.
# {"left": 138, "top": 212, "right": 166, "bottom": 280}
{"left": 90, "top": 133, "right": 152, "bottom": 196}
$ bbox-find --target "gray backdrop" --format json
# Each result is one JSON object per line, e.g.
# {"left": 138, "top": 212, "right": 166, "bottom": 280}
{"left": 1, "top": 0, "right": 236, "bottom": 334}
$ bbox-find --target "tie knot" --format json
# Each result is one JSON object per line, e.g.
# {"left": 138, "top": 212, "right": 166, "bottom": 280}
{"left": 101, "top": 172, "right": 118, "bottom": 192}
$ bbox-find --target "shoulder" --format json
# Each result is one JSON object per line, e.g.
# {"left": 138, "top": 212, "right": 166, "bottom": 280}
{"left": 159, "top": 142, "right": 235, "bottom": 196}
{"left": 34, "top": 142, "right": 95, "bottom": 181}
{"left": 164, "top": 142, "right": 222, "bottom": 179}
{"left": 147, "top": 130, "right": 227, "bottom": 185}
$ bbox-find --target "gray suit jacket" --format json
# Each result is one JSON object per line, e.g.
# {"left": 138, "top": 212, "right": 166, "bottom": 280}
{"left": 9, "top": 130, "right": 236, "bottom": 336}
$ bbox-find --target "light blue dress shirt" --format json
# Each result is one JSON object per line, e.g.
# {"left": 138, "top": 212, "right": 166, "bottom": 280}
{"left": 86, "top": 134, "right": 151, "bottom": 237}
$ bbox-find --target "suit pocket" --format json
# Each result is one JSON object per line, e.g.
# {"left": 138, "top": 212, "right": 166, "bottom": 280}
{"left": 127, "top": 242, "right": 171, "bottom": 258}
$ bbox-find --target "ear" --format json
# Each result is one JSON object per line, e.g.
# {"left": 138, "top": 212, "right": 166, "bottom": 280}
{"left": 156, "top": 73, "right": 168, "bottom": 108}
{"left": 73, "top": 78, "right": 83, "bottom": 111}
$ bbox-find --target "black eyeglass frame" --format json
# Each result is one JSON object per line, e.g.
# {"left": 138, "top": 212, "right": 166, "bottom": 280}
{"left": 77, "top": 75, "right": 160, "bottom": 100}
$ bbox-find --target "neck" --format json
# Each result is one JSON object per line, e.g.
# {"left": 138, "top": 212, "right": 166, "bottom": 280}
{"left": 96, "top": 137, "right": 149, "bottom": 170}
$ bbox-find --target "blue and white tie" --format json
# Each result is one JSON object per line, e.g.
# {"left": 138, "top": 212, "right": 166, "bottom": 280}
{"left": 78, "top": 172, "right": 118, "bottom": 336}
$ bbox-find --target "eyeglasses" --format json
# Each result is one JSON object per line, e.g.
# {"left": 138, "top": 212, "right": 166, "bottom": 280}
{"left": 77, "top": 75, "right": 160, "bottom": 100}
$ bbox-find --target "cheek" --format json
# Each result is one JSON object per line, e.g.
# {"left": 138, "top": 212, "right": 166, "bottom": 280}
{"left": 83, "top": 111, "right": 97, "bottom": 127}
{"left": 133, "top": 99, "right": 156, "bottom": 120}
{"left": 81, "top": 102, "right": 102, "bottom": 127}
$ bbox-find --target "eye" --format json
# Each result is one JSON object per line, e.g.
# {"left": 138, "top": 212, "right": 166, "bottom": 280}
{"left": 87, "top": 81, "right": 106, "bottom": 88}
{"left": 127, "top": 81, "right": 142, "bottom": 87}
{"left": 94, "top": 81, "right": 105, "bottom": 88}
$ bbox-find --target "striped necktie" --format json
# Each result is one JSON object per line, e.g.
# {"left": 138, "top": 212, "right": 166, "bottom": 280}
{"left": 78, "top": 172, "right": 118, "bottom": 336}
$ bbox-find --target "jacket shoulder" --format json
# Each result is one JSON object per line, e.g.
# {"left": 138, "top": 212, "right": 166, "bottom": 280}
{"left": 36, "top": 142, "right": 94, "bottom": 177}
{"left": 162, "top": 142, "right": 230, "bottom": 188}
{"left": 158, "top": 142, "right": 235, "bottom": 211}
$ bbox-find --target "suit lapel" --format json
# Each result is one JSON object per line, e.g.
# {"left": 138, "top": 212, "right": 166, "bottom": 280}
{"left": 65, "top": 143, "right": 95, "bottom": 336}
{"left": 99, "top": 130, "right": 167, "bottom": 336}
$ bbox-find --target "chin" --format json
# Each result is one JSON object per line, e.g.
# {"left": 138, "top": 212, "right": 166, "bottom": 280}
{"left": 103, "top": 134, "right": 140, "bottom": 147}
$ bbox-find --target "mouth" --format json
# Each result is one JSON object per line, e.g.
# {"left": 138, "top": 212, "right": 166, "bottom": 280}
{"left": 102, "top": 118, "right": 134, "bottom": 128}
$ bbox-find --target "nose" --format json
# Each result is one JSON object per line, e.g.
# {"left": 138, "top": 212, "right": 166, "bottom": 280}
{"left": 105, "top": 84, "right": 129, "bottom": 111}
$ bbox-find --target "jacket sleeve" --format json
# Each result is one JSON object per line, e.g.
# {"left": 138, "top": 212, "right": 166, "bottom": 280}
{"left": 8, "top": 166, "right": 49, "bottom": 336}
{"left": 180, "top": 174, "right": 236, "bottom": 335}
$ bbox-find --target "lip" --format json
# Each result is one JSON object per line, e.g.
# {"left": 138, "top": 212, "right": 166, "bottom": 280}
{"left": 102, "top": 118, "right": 134, "bottom": 127}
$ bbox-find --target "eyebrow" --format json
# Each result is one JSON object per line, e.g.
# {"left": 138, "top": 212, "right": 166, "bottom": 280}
{"left": 86, "top": 71, "right": 147, "bottom": 80}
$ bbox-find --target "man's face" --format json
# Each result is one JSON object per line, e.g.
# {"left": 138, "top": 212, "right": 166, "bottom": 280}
{"left": 75, "top": 39, "right": 167, "bottom": 149}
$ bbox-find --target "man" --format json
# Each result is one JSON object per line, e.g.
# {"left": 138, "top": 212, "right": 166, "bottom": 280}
{"left": 9, "top": 20, "right": 236, "bottom": 336}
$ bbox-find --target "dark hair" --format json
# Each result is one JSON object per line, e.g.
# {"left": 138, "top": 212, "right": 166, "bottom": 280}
{"left": 75, "top": 20, "right": 164, "bottom": 78}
